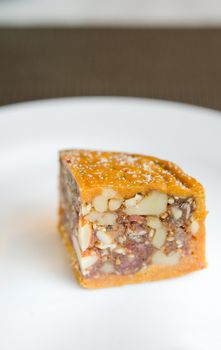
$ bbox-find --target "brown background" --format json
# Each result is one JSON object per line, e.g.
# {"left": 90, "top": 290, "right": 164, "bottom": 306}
{"left": 0, "top": 27, "right": 221, "bottom": 110}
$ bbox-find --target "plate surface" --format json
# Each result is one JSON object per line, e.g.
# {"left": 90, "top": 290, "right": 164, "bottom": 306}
{"left": 0, "top": 97, "right": 221, "bottom": 350}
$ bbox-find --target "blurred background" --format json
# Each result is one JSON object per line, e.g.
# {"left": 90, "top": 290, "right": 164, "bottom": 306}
{"left": 0, "top": 0, "right": 221, "bottom": 109}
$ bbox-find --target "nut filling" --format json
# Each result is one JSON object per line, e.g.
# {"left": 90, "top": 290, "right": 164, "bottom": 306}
{"left": 60, "top": 164, "right": 198, "bottom": 278}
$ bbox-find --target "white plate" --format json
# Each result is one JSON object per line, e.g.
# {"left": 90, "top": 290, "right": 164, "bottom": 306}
{"left": 0, "top": 97, "right": 221, "bottom": 350}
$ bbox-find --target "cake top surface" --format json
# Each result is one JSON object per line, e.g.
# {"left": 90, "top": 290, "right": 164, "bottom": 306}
{"left": 60, "top": 149, "right": 203, "bottom": 201}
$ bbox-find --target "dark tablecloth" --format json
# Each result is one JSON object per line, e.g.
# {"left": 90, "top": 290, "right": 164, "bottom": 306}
{"left": 0, "top": 27, "right": 221, "bottom": 110}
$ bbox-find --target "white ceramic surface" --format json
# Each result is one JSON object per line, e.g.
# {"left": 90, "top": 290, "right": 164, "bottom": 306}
{"left": 0, "top": 97, "right": 220, "bottom": 350}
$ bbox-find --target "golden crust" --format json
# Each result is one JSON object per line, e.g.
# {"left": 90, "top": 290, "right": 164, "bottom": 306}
{"left": 60, "top": 149, "right": 204, "bottom": 200}
{"left": 60, "top": 149, "right": 206, "bottom": 221}
{"left": 58, "top": 219, "right": 206, "bottom": 289}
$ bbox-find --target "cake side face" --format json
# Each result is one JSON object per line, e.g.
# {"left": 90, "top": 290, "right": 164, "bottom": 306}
{"left": 58, "top": 149, "right": 206, "bottom": 288}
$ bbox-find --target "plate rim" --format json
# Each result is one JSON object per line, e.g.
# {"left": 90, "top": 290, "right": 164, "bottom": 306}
{"left": 0, "top": 96, "right": 221, "bottom": 122}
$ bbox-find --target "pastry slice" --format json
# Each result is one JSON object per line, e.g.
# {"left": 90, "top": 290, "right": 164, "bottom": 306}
{"left": 58, "top": 149, "right": 207, "bottom": 288}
